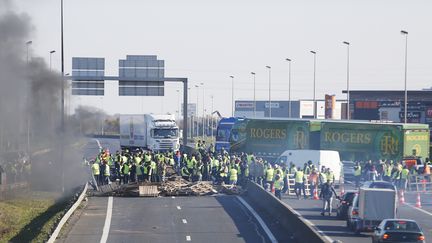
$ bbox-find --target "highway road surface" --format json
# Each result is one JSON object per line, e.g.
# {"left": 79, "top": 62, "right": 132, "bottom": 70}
{"left": 58, "top": 138, "right": 291, "bottom": 243}
{"left": 60, "top": 195, "right": 285, "bottom": 243}
{"left": 281, "top": 188, "right": 432, "bottom": 243}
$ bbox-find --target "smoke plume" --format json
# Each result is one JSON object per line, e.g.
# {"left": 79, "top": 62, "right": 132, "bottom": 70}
{"left": 0, "top": 2, "right": 86, "bottom": 192}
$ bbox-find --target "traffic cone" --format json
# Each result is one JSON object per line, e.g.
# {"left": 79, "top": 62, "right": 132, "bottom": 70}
{"left": 415, "top": 193, "right": 422, "bottom": 208}
{"left": 271, "top": 185, "right": 275, "bottom": 194}
{"left": 313, "top": 188, "right": 319, "bottom": 200}
{"left": 399, "top": 190, "right": 405, "bottom": 204}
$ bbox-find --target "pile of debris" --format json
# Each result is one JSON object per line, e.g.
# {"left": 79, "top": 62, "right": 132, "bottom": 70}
{"left": 92, "top": 177, "right": 244, "bottom": 197}
{"left": 158, "top": 177, "right": 217, "bottom": 196}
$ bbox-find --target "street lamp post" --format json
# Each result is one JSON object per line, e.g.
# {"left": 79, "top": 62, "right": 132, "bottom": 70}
{"left": 200, "top": 82, "right": 205, "bottom": 138}
{"left": 343, "top": 41, "right": 350, "bottom": 120}
{"left": 285, "top": 59, "right": 292, "bottom": 118}
{"left": 49, "top": 50, "right": 56, "bottom": 70}
{"left": 25, "top": 40, "right": 32, "bottom": 154}
{"left": 195, "top": 84, "right": 199, "bottom": 137}
{"left": 265, "top": 66, "right": 272, "bottom": 118}
{"left": 401, "top": 30, "right": 408, "bottom": 124}
{"left": 251, "top": 72, "right": 256, "bottom": 117}
{"left": 211, "top": 95, "right": 214, "bottom": 137}
{"left": 310, "top": 51, "right": 317, "bottom": 119}
{"left": 176, "top": 89, "right": 180, "bottom": 119}
{"left": 230, "top": 75, "right": 234, "bottom": 117}
{"left": 26, "top": 41, "right": 32, "bottom": 64}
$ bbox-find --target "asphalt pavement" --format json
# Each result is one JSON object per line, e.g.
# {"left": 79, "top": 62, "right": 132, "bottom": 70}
{"left": 60, "top": 195, "right": 285, "bottom": 243}
{"left": 281, "top": 186, "right": 432, "bottom": 243}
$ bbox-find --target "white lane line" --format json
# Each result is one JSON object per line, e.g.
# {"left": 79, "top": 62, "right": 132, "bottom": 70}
{"left": 405, "top": 203, "right": 432, "bottom": 217}
{"left": 236, "top": 196, "right": 278, "bottom": 243}
{"left": 186, "top": 235, "right": 191, "bottom": 241}
{"left": 94, "top": 139, "right": 102, "bottom": 149}
{"left": 182, "top": 219, "right": 188, "bottom": 224}
{"left": 177, "top": 206, "right": 181, "bottom": 210}
{"left": 100, "top": 196, "right": 113, "bottom": 243}
{"left": 288, "top": 207, "right": 333, "bottom": 243}
{"left": 172, "top": 196, "right": 176, "bottom": 199}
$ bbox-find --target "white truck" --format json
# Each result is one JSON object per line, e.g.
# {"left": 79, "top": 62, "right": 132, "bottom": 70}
{"left": 275, "top": 149, "right": 343, "bottom": 184}
{"left": 120, "top": 114, "right": 180, "bottom": 151}
{"left": 351, "top": 188, "right": 397, "bottom": 233}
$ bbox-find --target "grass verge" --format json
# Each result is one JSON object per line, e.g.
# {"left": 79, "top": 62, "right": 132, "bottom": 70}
{"left": 0, "top": 191, "right": 70, "bottom": 243}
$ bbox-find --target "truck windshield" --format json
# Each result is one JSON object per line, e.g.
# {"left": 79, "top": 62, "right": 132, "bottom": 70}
{"left": 152, "top": 129, "right": 178, "bottom": 138}
{"left": 216, "top": 128, "right": 231, "bottom": 142}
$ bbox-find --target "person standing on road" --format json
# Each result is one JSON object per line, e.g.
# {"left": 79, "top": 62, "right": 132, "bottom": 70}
{"left": 264, "top": 164, "right": 274, "bottom": 191}
{"left": 354, "top": 162, "right": 362, "bottom": 188}
{"left": 319, "top": 179, "right": 339, "bottom": 216}
{"left": 91, "top": 161, "right": 100, "bottom": 186}
{"left": 294, "top": 167, "right": 306, "bottom": 199}
{"left": 274, "top": 174, "right": 284, "bottom": 200}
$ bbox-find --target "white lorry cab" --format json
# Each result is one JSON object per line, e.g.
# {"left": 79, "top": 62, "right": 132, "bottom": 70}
{"left": 120, "top": 114, "right": 180, "bottom": 151}
{"left": 275, "top": 149, "right": 343, "bottom": 183}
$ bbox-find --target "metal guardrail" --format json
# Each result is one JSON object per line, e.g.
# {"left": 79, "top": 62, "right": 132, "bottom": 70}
{"left": 408, "top": 175, "right": 432, "bottom": 192}
{"left": 47, "top": 183, "right": 88, "bottom": 243}
{"left": 245, "top": 180, "right": 327, "bottom": 242}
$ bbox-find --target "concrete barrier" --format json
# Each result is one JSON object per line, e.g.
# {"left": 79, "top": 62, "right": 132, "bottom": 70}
{"left": 245, "top": 180, "right": 328, "bottom": 243}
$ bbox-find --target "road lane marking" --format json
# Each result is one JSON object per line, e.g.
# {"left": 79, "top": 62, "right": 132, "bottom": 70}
{"left": 186, "top": 235, "right": 191, "bottom": 241}
{"left": 236, "top": 196, "right": 278, "bottom": 243}
{"left": 100, "top": 196, "right": 113, "bottom": 243}
{"left": 182, "top": 219, "right": 188, "bottom": 224}
{"left": 405, "top": 203, "right": 432, "bottom": 217}
{"left": 288, "top": 206, "right": 334, "bottom": 243}
{"left": 94, "top": 139, "right": 102, "bottom": 149}
{"left": 177, "top": 206, "right": 181, "bottom": 210}
{"left": 172, "top": 196, "right": 176, "bottom": 198}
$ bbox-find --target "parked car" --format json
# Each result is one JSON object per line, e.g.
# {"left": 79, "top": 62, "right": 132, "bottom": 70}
{"left": 372, "top": 219, "right": 425, "bottom": 243}
{"left": 336, "top": 191, "right": 357, "bottom": 219}
{"left": 362, "top": 180, "right": 397, "bottom": 191}
{"left": 347, "top": 193, "right": 359, "bottom": 230}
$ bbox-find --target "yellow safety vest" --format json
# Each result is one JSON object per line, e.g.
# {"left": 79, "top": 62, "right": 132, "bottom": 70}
{"left": 295, "top": 171, "right": 304, "bottom": 183}
{"left": 230, "top": 168, "right": 238, "bottom": 181}
{"left": 92, "top": 163, "right": 100, "bottom": 175}
{"left": 401, "top": 168, "right": 409, "bottom": 179}
{"left": 275, "top": 178, "right": 284, "bottom": 190}
{"left": 354, "top": 166, "right": 361, "bottom": 176}
{"left": 266, "top": 168, "right": 274, "bottom": 182}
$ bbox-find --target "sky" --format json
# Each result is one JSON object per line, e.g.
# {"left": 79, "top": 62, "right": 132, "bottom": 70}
{"left": 12, "top": 0, "right": 432, "bottom": 117}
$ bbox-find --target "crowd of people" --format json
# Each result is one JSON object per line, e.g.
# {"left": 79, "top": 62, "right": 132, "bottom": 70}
{"left": 0, "top": 152, "right": 31, "bottom": 184}
{"left": 88, "top": 140, "right": 339, "bottom": 201}
{"left": 352, "top": 158, "right": 431, "bottom": 191}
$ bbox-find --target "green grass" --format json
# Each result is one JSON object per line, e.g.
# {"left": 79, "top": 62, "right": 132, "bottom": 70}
{"left": 0, "top": 191, "right": 69, "bottom": 243}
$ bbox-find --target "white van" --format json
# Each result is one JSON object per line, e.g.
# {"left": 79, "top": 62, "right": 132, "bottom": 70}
{"left": 275, "top": 150, "right": 343, "bottom": 183}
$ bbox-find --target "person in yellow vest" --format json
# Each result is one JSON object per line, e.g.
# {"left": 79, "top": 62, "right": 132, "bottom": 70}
{"left": 399, "top": 165, "right": 410, "bottom": 192}
{"left": 91, "top": 161, "right": 100, "bottom": 186}
{"left": 383, "top": 162, "right": 393, "bottom": 182}
{"left": 325, "top": 168, "right": 335, "bottom": 184}
{"left": 265, "top": 164, "right": 274, "bottom": 191}
{"left": 229, "top": 166, "right": 238, "bottom": 185}
{"left": 220, "top": 164, "right": 228, "bottom": 184}
{"left": 294, "top": 167, "right": 306, "bottom": 199}
{"left": 354, "top": 162, "right": 362, "bottom": 188}
{"left": 121, "top": 162, "right": 130, "bottom": 184}
{"left": 274, "top": 174, "right": 284, "bottom": 200}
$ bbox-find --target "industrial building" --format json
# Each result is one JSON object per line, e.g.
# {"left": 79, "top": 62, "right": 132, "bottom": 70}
{"left": 234, "top": 98, "right": 347, "bottom": 119}
{"left": 344, "top": 89, "right": 432, "bottom": 128}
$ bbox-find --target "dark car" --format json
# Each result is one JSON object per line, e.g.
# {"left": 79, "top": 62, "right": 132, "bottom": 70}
{"left": 362, "top": 180, "right": 397, "bottom": 191}
{"left": 336, "top": 191, "right": 356, "bottom": 219}
{"left": 372, "top": 219, "right": 425, "bottom": 243}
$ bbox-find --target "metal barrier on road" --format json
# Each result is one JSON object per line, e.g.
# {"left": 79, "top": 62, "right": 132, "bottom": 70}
{"left": 408, "top": 175, "right": 432, "bottom": 192}
{"left": 245, "top": 180, "right": 327, "bottom": 243}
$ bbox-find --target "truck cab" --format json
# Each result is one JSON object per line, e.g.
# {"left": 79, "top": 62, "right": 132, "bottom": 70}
{"left": 146, "top": 116, "right": 180, "bottom": 151}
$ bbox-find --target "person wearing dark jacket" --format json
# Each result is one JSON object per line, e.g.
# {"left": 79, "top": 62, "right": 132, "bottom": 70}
{"left": 319, "top": 179, "right": 339, "bottom": 216}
